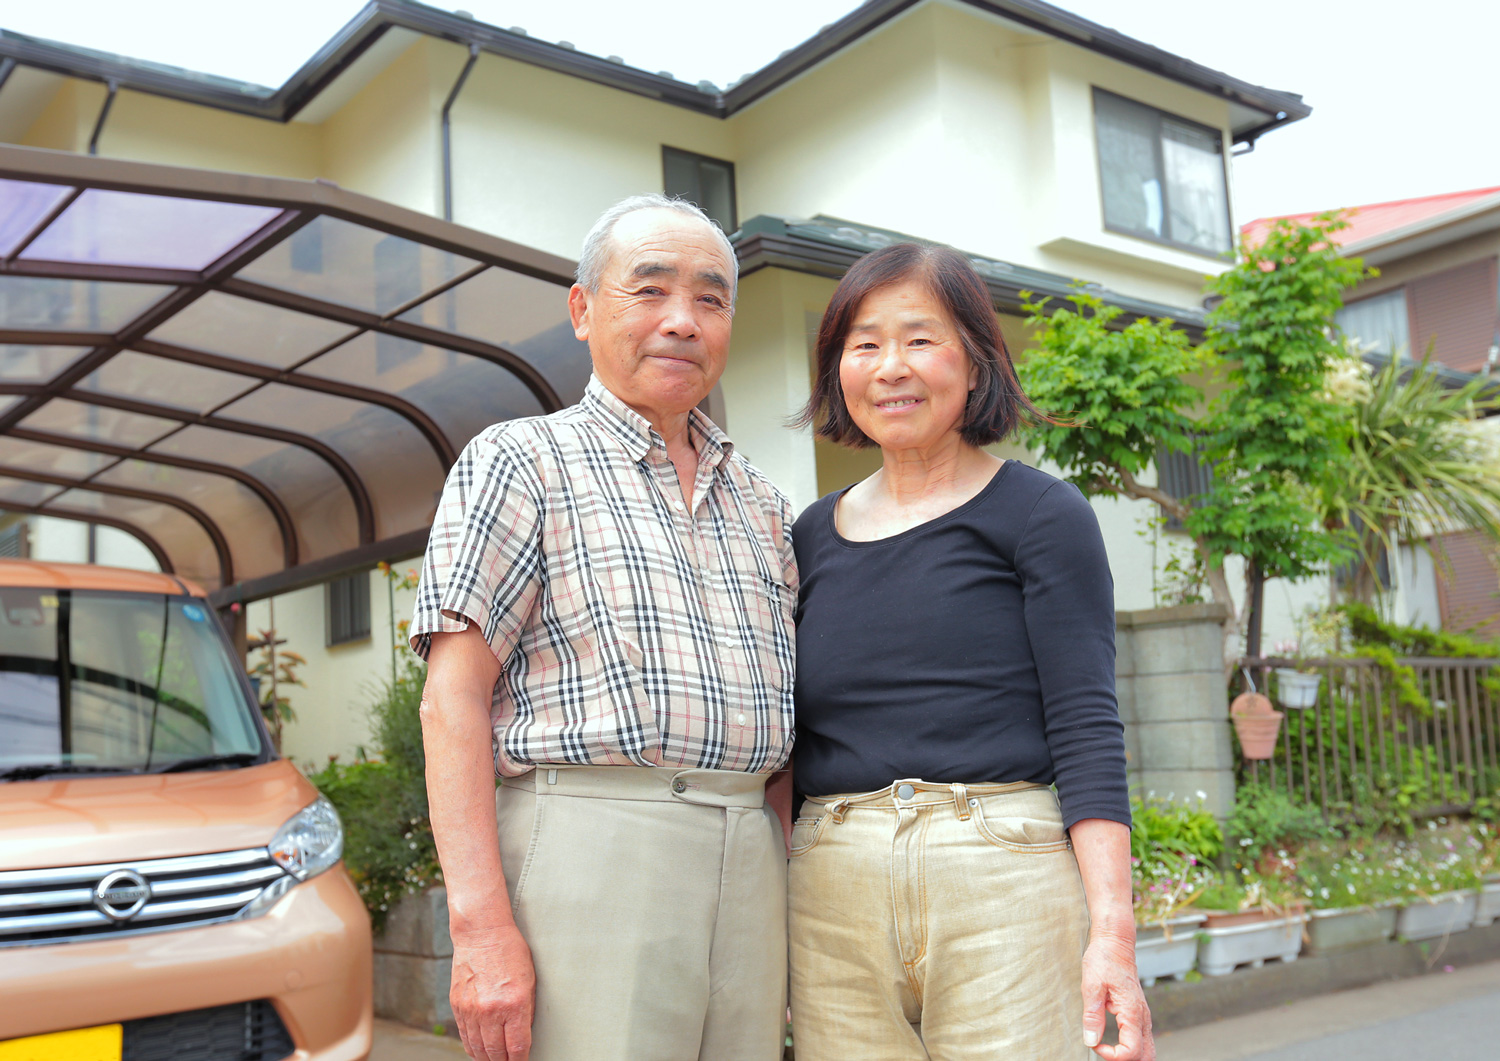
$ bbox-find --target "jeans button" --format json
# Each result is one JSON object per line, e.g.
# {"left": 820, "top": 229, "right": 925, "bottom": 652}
{"left": 896, "top": 783, "right": 915, "bottom": 800}
{"left": 672, "top": 779, "right": 687, "bottom": 794}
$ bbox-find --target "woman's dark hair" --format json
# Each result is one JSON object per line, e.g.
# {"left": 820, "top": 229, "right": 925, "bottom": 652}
{"left": 794, "top": 242, "right": 1039, "bottom": 448}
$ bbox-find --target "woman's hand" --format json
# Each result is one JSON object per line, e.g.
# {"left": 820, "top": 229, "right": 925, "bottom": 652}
{"left": 450, "top": 923, "right": 536, "bottom": 1061}
{"left": 1081, "top": 929, "right": 1154, "bottom": 1060}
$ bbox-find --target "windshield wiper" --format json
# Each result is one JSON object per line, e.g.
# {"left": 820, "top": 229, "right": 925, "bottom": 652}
{"left": 0, "top": 763, "right": 132, "bottom": 782}
{"left": 153, "top": 752, "right": 262, "bottom": 774}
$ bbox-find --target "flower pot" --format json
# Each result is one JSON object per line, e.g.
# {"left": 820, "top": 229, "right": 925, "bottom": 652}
{"left": 1274, "top": 668, "right": 1321, "bottom": 710}
{"left": 1135, "top": 913, "right": 1206, "bottom": 986}
{"left": 1475, "top": 881, "right": 1500, "bottom": 928}
{"left": 1396, "top": 891, "right": 1478, "bottom": 941}
{"left": 1229, "top": 690, "right": 1283, "bottom": 760}
{"left": 1305, "top": 904, "right": 1397, "bottom": 954}
{"left": 1196, "top": 910, "right": 1306, "bottom": 976}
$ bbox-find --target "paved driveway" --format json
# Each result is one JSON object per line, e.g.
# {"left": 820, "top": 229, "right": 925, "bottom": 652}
{"left": 1155, "top": 959, "right": 1500, "bottom": 1060}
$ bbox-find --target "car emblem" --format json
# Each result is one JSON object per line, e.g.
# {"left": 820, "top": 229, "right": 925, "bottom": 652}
{"left": 94, "top": 869, "right": 151, "bottom": 922}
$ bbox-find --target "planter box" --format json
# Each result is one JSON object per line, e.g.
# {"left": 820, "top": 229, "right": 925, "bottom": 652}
{"left": 1474, "top": 881, "right": 1500, "bottom": 928}
{"left": 1304, "top": 904, "right": 1397, "bottom": 954}
{"left": 1197, "top": 911, "right": 1306, "bottom": 977}
{"left": 1135, "top": 913, "right": 1206, "bottom": 986}
{"left": 1397, "top": 891, "right": 1478, "bottom": 941}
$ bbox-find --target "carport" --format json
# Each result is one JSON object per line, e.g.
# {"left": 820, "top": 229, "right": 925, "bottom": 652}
{"left": 0, "top": 144, "right": 591, "bottom": 627}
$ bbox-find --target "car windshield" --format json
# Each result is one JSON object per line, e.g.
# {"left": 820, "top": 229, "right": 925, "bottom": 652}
{"left": 0, "top": 588, "right": 264, "bottom": 778}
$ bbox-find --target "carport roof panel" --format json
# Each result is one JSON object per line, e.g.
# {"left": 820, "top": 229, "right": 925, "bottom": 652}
{"left": 0, "top": 143, "right": 591, "bottom": 601}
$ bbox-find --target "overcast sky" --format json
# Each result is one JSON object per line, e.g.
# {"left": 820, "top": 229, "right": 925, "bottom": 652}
{"left": 2, "top": 0, "right": 1495, "bottom": 225}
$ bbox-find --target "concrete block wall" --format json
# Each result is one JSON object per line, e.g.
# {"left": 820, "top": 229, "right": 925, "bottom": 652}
{"left": 374, "top": 887, "right": 453, "bottom": 1030}
{"left": 1117, "top": 603, "right": 1236, "bottom": 818}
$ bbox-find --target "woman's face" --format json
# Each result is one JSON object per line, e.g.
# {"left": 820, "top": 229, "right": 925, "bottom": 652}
{"left": 839, "top": 279, "right": 978, "bottom": 453}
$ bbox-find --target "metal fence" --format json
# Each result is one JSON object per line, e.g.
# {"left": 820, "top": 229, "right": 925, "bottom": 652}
{"left": 1238, "top": 656, "right": 1500, "bottom": 817}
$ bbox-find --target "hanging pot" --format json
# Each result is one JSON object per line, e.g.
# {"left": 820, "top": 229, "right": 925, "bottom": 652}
{"left": 1230, "top": 689, "right": 1283, "bottom": 760}
{"left": 1274, "top": 668, "right": 1321, "bottom": 710}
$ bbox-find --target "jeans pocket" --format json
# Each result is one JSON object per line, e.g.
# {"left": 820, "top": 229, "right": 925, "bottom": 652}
{"left": 789, "top": 814, "right": 829, "bottom": 857}
{"left": 971, "top": 799, "right": 1072, "bottom": 853}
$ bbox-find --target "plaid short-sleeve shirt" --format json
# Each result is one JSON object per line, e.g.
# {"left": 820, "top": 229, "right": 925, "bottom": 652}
{"left": 410, "top": 375, "right": 797, "bottom": 775}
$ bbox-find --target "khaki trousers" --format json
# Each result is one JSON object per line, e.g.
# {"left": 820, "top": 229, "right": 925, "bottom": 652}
{"left": 496, "top": 766, "right": 787, "bottom": 1061}
{"left": 788, "top": 780, "right": 1091, "bottom": 1061}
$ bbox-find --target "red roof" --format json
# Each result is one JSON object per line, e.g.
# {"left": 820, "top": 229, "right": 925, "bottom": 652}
{"left": 1241, "top": 186, "right": 1500, "bottom": 249}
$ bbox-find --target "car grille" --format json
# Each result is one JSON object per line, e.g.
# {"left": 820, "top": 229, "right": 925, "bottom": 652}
{"left": 122, "top": 1000, "right": 295, "bottom": 1061}
{"left": 0, "top": 848, "right": 293, "bottom": 947}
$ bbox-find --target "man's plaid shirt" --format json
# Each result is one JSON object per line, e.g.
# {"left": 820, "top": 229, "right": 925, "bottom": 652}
{"left": 410, "top": 375, "right": 797, "bottom": 775}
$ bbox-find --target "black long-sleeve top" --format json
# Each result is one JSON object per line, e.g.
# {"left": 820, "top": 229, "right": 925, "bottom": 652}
{"left": 791, "top": 461, "right": 1130, "bottom": 829}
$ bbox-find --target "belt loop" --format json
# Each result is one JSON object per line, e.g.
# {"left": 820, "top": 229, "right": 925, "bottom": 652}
{"left": 827, "top": 797, "right": 850, "bottom": 824}
{"left": 952, "top": 783, "right": 971, "bottom": 820}
{"left": 547, "top": 768, "right": 558, "bottom": 785}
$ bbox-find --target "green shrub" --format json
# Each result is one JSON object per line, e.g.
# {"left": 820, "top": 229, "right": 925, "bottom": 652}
{"left": 307, "top": 658, "right": 439, "bottom": 932}
{"left": 1228, "top": 781, "right": 1332, "bottom": 865}
{"left": 1130, "top": 793, "right": 1224, "bottom": 866}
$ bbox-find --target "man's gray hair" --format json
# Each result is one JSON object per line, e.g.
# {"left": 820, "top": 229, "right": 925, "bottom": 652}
{"left": 576, "top": 194, "right": 738, "bottom": 297}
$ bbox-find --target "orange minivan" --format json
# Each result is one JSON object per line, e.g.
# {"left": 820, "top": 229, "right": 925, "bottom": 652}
{"left": 0, "top": 559, "right": 371, "bottom": 1060}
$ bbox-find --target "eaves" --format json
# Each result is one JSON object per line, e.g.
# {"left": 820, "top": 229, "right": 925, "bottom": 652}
{"left": 0, "top": 0, "right": 1308, "bottom": 142}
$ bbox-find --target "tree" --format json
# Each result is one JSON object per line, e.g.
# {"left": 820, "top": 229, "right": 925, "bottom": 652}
{"left": 1019, "top": 214, "right": 1365, "bottom": 671}
{"left": 1326, "top": 350, "right": 1500, "bottom": 606}
{"left": 1190, "top": 213, "right": 1367, "bottom": 658}
{"left": 248, "top": 628, "right": 305, "bottom": 752}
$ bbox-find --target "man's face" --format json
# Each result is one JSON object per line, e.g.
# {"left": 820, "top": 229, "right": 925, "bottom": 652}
{"left": 569, "top": 208, "right": 735, "bottom": 425}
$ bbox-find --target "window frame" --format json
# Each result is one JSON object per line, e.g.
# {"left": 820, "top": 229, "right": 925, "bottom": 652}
{"left": 325, "top": 569, "right": 371, "bottom": 648}
{"left": 1091, "top": 87, "right": 1233, "bottom": 261}
{"left": 661, "top": 145, "right": 739, "bottom": 235}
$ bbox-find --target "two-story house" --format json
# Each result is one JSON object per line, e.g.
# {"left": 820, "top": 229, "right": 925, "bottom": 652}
{"left": 0, "top": 0, "right": 1311, "bottom": 762}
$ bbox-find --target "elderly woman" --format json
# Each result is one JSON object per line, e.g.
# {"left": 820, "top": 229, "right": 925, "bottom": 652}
{"left": 788, "top": 243, "right": 1151, "bottom": 1061}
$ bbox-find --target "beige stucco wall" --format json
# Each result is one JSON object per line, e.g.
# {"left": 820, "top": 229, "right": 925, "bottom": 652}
{"left": 447, "top": 47, "right": 735, "bottom": 257}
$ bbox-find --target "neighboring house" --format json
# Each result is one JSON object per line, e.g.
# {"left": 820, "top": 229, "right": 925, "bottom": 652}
{"left": 1245, "top": 188, "right": 1500, "bottom": 637}
{"left": 0, "top": 0, "right": 1312, "bottom": 763}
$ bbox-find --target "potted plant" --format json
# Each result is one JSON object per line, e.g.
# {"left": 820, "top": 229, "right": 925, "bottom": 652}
{"left": 1390, "top": 826, "right": 1483, "bottom": 942}
{"left": 1134, "top": 851, "right": 1214, "bottom": 985}
{"left": 1130, "top": 795, "right": 1224, "bottom": 985}
{"left": 1193, "top": 875, "right": 1306, "bottom": 976}
{"left": 1270, "top": 638, "right": 1321, "bottom": 709}
{"left": 1295, "top": 840, "right": 1399, "bottom": 953}
{"left": 1230, "top": 686, "right": 1283, "bottom": 760}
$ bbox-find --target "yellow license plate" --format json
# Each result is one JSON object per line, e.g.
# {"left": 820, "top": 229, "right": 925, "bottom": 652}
{"left": 0, "top": 1025, "right": 121, "bottom": 1061}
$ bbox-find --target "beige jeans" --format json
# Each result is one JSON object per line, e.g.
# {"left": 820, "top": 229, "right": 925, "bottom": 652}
{"left": 495, "top": 766, "right": 787, "bottom": 1061}
{"left": 788, "top": 780, "right": 1091, "bottom": 1061}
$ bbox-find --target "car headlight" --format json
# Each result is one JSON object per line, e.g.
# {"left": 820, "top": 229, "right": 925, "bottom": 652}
{"left": 268, "top": 795, "right": 344, "bottom": 881}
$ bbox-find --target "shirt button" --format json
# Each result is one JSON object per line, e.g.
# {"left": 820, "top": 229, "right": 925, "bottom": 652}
{"left": 672, "top": 779, "right": 687, "bottom": 794}
{"left": 896, "top": 783, "right": 916, "bottom": 801}
{"left": 736, "top": 713, "right": 747, "bottom": 726}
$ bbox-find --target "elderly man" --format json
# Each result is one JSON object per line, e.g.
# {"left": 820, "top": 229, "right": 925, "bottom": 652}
{"left": 410, "top": 195, "right": 795, "bottom": 1061}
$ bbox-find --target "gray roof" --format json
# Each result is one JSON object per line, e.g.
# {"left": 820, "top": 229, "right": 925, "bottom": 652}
{"left": 0, "top": 0, "right": 1309, "bottom": 142}
{"left": 734, "top": 214, "right": 1211, "bottom": 334}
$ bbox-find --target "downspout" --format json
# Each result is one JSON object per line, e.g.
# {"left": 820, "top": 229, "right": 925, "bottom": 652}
{"left": 0, "top": 58, "right": 17, "bottom": 100}
{"left": 441, "top": 44, "right": 481, "bottom": 222}
{"left": 88, "top": 78, "right": 119, "bottom": 156}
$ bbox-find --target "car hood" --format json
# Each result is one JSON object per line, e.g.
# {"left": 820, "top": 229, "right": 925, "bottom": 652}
{"left": 0, "top": 759, "right": 317, "bottom": 871}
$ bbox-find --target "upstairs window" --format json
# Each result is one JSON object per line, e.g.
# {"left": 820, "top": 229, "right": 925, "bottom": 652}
{"left": 663, "top": 147, "right": 738, "bottom": 234}
{"left": 1336, "top": 289, "right": 1409, "bottom": 357}
{"left": 1094, "top": 89, "right": 1231, "bottom": 257}
{"left": 326, "top": 570, "right": 370, "bottom": 647}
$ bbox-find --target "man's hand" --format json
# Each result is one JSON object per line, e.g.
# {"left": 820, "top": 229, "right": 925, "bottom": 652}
{"left": 1081, "top": 931, "right": 1154, "bottom": 1060}
{"left": 450, "top": 924, "right": 537, "bottom": 1061}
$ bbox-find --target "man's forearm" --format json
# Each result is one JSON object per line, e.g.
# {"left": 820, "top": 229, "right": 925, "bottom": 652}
{"left": 421, "top": 627, "right": 514, "bottom": 938}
